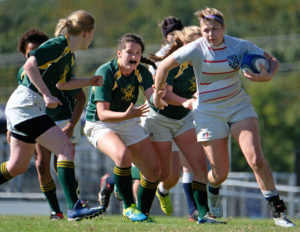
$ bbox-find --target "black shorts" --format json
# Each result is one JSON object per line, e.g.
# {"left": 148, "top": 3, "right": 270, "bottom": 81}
{"left": 11, "top": 115, "right": 56, "bottom": 144}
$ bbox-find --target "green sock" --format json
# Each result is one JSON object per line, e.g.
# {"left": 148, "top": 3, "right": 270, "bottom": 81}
{"left": 0, "top": 162, "right": 13, "bottom": 184}
{"left": 57, "top": 161, "right": 78, "bottom": 210}
{"left": 192, "top": 181, "right": 208, "bottom": 218}
{"left": 137, "top": 176, "right": 158, "bottom": 215}
{"left": 131, "top": 166, "right": 141, "bottom": 180}
{"left": 113, "top": 166, "right": 135, "bottom": 209}
{"left": 40, "top": 180, "right": 61, "bottom": 213}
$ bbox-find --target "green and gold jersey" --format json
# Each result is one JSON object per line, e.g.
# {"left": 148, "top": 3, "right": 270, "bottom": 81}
{"left": 19, "top": 35, "right": 74, "bottom": 96}
{"left": 86, "top": 59, "right": 153, "bottom": 122}
{"left": 17, "top": 65, "right": 81, "bottom": 121}
{"left": 151, "top": 62, "right": 196, "bottom": 120}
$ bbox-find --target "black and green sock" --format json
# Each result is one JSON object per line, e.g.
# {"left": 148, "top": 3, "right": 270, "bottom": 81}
{"left": 192, "top": 181, "right": 209, "bottom": 218}
{"left": 0, "top": 162, "right": 13, "bottom": 184}
{"left": 57, "top": 161, "right": 78, "bottom": 210}
{"left": 114, "top": 166, "right": 135, "bottom": 209}
{"left": 40, "top": 180, "right": 61, "bottom": 213}
{"left": 137, "top": 176, "right": 158, "bottom": 215}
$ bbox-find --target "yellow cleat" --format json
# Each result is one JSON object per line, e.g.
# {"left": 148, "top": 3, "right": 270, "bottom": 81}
{"left": 156, "top": 190, "right": 173, "bottom": 216}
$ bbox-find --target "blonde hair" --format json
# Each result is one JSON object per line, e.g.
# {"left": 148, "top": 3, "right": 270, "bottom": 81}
{"left": 194, "top": 7, "right": 224, "bottom": 26}
{"left": 150, "top": 25, "right": 201, "bottom": 62}
{"left": 54, "top": 10, "right": 95, "bottom": 37}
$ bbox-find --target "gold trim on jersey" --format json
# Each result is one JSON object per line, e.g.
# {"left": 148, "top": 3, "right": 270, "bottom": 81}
{"left": 20, "top": 70, "right": 26, "bottom": 81}
{"left": 39, "top": 35, "right": 71, "bottom": 70}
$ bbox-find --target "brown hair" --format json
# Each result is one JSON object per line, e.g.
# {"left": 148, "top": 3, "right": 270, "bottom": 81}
{"left": 117, "top": 33, "right": 156, "bottom": 69}
{"left": 54, "top": 10, "right": 95, "bottom": 37}
{"left": 150, "top": 25, "right": 201, "bottom": 62}
{"left": 17, "top": 29, "right": 49, "bottom": 55}
{"left": 117, "top": 33, "right": 145, "bottom": 53}
{"left": 194, "top": 7, "right": 224, "bottom": 26}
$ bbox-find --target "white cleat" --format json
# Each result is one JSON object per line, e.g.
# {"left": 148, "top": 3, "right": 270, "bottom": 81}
{"left": 274, "top": 214, "right": 295, "bottom": 228}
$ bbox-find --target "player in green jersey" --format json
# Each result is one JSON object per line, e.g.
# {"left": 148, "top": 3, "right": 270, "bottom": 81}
{"left": 84, "top": 33, "right": 163, "bottom": 222}
{"left": 2, "top": 10, "right": 103, "bottom": 221}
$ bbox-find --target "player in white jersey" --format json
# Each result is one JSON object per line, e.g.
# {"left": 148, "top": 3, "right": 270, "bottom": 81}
{"left": 152, "top": 7, "right": 294, "bottom": 228}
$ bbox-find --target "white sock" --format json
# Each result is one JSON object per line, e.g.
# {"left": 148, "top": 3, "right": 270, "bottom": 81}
{"left": 262, "top": 189, "right": 278, "bottom": 199}
{"left": 182, "top": 171, "right": 193, "bottom": 183}
{"left": 158, "top": 182, "right": 169, "bottom": 194}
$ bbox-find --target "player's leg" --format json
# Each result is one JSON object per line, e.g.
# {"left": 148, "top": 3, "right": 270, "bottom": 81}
{"left": 35, "top": 144, "right": 63, "bottom": 219}
{"left": 97, "top": 131, "right": 135, "bottom": 209}
{"left": 175, "top": 129, "right": 226, "bottom": 224}
{"left": 129, "top": 137, "right": 160, "bottom": 217}
{"left": 231, "top": 117, "right": 294, "bottom": 227}
{"left": 148, "top": 141, "right": 174, "bottom": 215}
{"left": 37, "top": 125, "right": 103, "bottom": 221}
{"left": 179, "top": 153, "right": 198, "bottom": 221}
{"left": 0, "top": 136, "right": 35, "bottom": 184}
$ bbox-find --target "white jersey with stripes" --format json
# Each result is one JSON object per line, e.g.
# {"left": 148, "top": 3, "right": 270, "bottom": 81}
{"left": 172, "top": 35, "right": 264, "bottom": 103}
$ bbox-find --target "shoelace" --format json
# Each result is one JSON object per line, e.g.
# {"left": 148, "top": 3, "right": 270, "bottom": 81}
{"left": 81, "top": 200, "right": 90, "bottom": 208}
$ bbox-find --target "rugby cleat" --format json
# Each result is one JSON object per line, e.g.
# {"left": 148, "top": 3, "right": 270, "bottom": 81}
{"left": 273, "top": 214, "right": 295, "bottom": 228}
{"left": 207, "top": 187, "right": 223, "bottom": 218}
{"left": 98, "top": 174, "right": 114, "bottom": 210}
{"left": 123, "top": 204, "right": 148, "bottom": 222}
{"left": 50, "top": 211, "right": 64, "bottom": 220}
{"left": 197, "top": 214, "right": 227, "bottom": 224}
{"left": 188, "top": 209, "right": 199, "bottom": 222}
{"left": 68, "top": 199, "right": 104, "bottom": 221}
{"left": 156, "top": 190, "right": 173, "bottom": 216}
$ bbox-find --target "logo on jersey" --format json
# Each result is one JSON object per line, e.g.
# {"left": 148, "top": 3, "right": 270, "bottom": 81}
{"left": 227, "top": 55, "right": 240, "bottom": 69}
{"left": 121, "top": 85, "right": 135, "bottom": 101}
{"left": 199, "top": 128, "right": 212, "bottom": 139}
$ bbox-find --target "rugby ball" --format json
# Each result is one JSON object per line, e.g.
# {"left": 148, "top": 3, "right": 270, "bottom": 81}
{"left": 240, "top": 53, "right": 269, "bottom": 73}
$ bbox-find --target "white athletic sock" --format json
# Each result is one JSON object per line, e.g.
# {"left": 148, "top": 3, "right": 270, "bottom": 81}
{"left": 182, "top": 171, "right": 193, "bottom": 183}
{"left": 262, "top": 189, "right": 278, "bottom": 199}
{"left": 158, "top": 182, "right": 169, "bottom": 194}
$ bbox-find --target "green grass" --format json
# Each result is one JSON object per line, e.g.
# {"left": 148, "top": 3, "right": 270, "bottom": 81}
{"left": 0, "top": 215, "right": 300, "bottom": 232}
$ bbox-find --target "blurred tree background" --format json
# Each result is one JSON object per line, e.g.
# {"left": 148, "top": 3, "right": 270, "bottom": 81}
{"left": 0, "top": 0, "right": 299, "bottom": 173}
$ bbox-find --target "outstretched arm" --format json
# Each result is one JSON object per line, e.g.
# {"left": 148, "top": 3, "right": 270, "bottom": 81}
{"left": 56, "top": 75, "right": 103, "bottom": 90}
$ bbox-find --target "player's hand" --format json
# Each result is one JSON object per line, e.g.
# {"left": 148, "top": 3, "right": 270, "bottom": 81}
{"left": 182, "top": 98, "right": 196, "bottom": 110}
{"left": 125, "top": 103, "right": 150, "bottom": 119}
{"left": 243, "top": 64, "right": 272, "bottom": 82}
{"left": 90, "top": 75, "right": 103, "bottom": 86}
{"left": 153, "top": 91, "right": 168, "bottom": 110}
{"left": 61, "top": 123, "right": 75, "bottom": 138}
{"left": 43, "top": 94, "right": 62, "bottom": 108}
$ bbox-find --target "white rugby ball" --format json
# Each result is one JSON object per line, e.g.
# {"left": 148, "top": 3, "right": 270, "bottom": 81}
{"left": 240, "top": 53, "right": 269, "bottom": 73}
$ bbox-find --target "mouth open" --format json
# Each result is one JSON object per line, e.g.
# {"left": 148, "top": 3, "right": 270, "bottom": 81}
{"left": 129, "top": 60, "right": 137, "bottom": 64}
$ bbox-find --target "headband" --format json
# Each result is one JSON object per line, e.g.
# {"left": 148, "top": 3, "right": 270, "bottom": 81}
{"left": 161, "top": 19, "right": 184, "bottom": 38}
{"left": 203, "top": 15, "right": 224, "bottom": 25}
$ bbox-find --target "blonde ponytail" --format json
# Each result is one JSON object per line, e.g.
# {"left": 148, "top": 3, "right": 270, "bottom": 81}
{"left": 54, "top": 10, "right": 95, "bottom": 37}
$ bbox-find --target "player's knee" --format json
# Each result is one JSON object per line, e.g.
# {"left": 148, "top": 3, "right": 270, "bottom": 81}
{"left": 211, "top": 169, "right": 228, "bottom": 185}
{"left": 58, "top": 141, "right": 75, "bottom": 160}
{"left": 115, "top": 150, "right": 132, "bottom": 167}
{"left": 7, "top": 163, "right": 27, "bottom": 176}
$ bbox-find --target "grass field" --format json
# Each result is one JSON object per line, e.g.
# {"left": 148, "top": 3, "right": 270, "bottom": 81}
{"left": 0, "top": 215, "right": 300, "bottom": 232}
